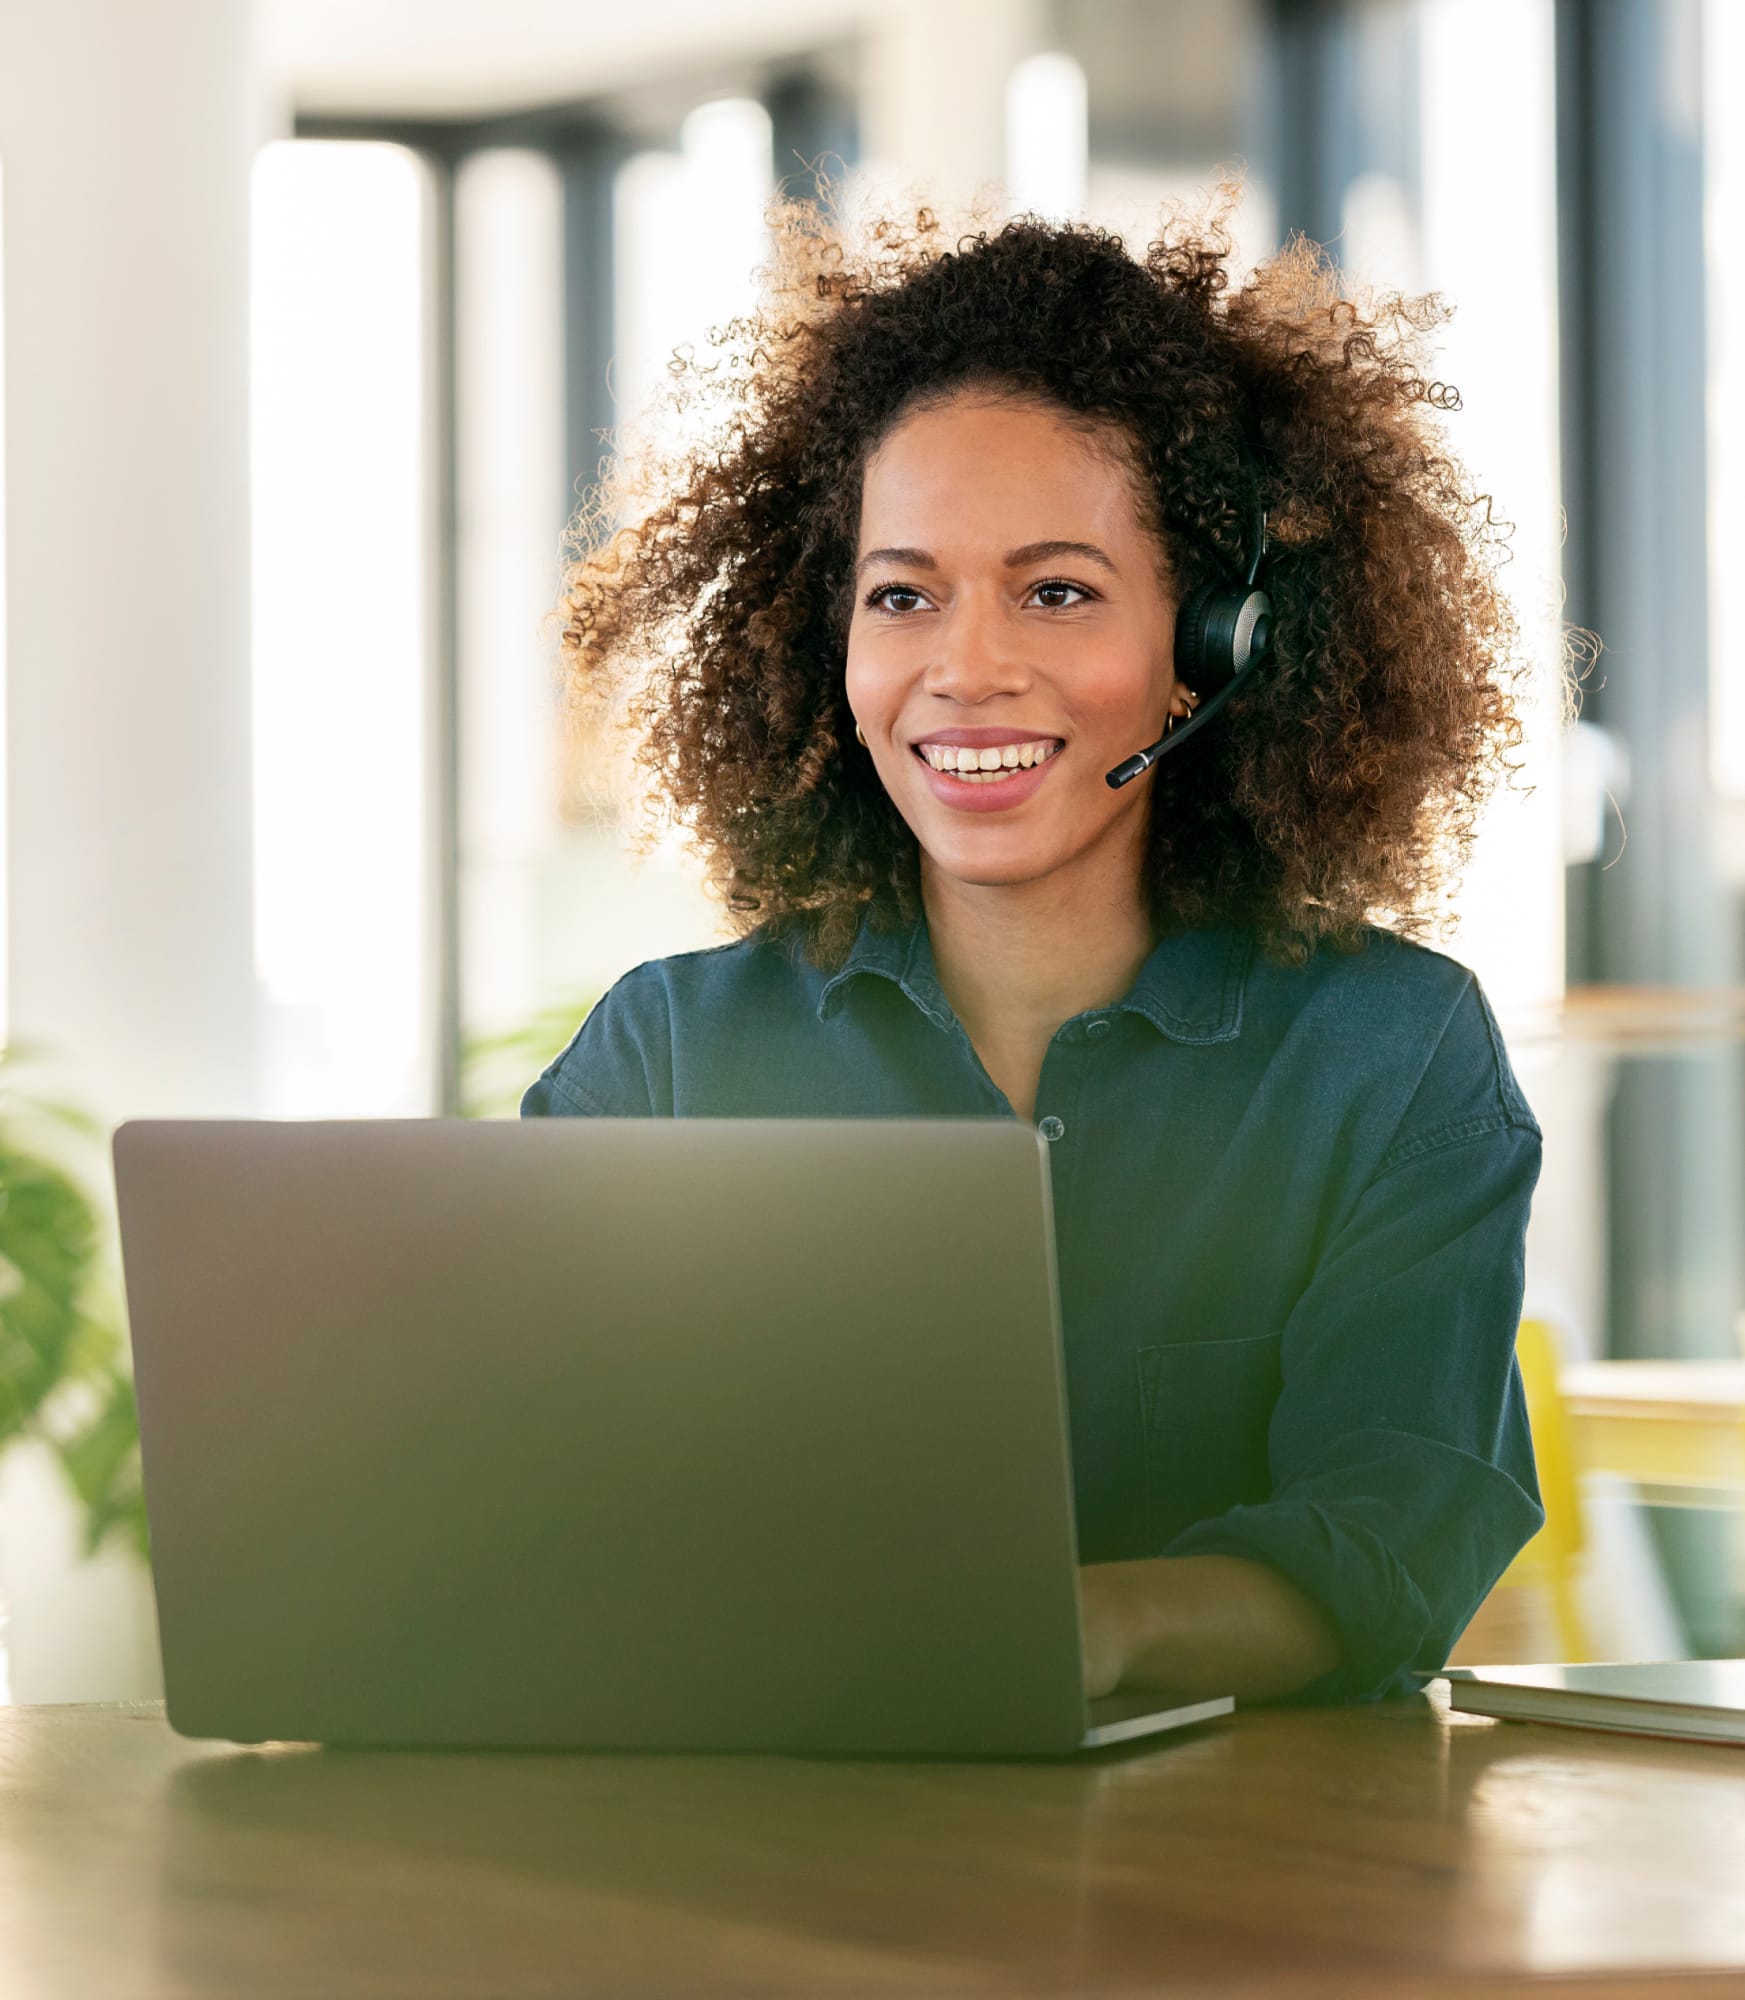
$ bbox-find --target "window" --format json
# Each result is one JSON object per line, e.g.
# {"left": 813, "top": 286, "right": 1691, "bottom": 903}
{"left": 1707, "top": 0, "right": 1745, "bottom": 795}
{"left": 250, "top": 140, "right": 437, "bottom": 1115}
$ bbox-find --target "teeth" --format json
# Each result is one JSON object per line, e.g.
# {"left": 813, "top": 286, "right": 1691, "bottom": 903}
{"left": 919, "top": 739, "right": 1060, "bottom": 774}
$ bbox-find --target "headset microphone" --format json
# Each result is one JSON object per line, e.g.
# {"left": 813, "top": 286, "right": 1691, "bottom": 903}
{"left": 1105, "top": 502, "right": 1275, "bottom": 789}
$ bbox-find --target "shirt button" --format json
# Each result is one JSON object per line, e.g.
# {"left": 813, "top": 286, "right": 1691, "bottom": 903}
{"left": 1038, "top": 1115, "right": 1066, "bottom": 1142}
{"left": 1085, "top": 1017, "right": 1112, "bottom": 1039}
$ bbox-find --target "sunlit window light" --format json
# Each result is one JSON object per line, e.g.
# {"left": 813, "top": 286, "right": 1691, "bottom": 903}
{"left": 0, "top": 157, "right": 9, "bottom": 1052}
{"left": 612, "top": 97, "right": 774, "bottom": 453}
{"left": 453, "top": 149, "right": 566, "bottom": 1038}
{"left": 1706, "top": 0, "right": 1745, "bottom": 794}
{"left": 613, "top": 98, "right": 772, "bottom": 877}
{"left": 1418, "top": 0, "right": 1564, "bottom": 1015}
{"left": 1340, "top": 170, "right": 1422, "bottom": 293}
{"left": 1005, "top": 52, "right": 1088, "bottom": 224}
{"left": 250, "top": 140, "right": 434, "bottom": 1116}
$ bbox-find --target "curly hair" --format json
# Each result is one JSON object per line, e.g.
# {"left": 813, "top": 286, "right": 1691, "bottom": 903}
{"left": 557, "top": 184, "right": 1526, "bottom": 971}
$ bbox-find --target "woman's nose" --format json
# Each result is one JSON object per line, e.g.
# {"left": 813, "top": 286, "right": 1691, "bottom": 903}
{"left": 921, "top": 596, "right": 1031, "bottom": 702}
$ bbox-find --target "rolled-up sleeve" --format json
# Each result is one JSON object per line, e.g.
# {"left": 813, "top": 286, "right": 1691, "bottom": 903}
{"left": 1159, "top": 1109, "right": 1545, "bottom": 1704}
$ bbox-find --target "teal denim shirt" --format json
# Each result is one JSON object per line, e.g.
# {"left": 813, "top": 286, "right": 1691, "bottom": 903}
{"left": 522, "top": 907, "right": 1545, "bottom": 1704}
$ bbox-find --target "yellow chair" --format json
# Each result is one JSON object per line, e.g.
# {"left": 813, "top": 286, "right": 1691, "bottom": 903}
{"left": 1485, "top": 1316, "right": 1592, "bottom": 1660}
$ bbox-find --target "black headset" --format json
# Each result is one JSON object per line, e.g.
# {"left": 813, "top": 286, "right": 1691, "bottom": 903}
{"left": 1105, "top": 499, "right": 1275, "bottom": 789}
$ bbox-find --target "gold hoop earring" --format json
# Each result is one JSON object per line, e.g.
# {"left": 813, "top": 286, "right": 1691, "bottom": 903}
{"left": 854, "top": 720, "right": 866, "bottom": 746}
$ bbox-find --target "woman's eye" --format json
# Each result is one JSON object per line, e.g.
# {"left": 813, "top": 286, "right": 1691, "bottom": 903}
{"left": 865, "top": 584, "right": 927, "bottom": 614}
{"left": 863, "top": 578, "right": 1093, "bottom": 614}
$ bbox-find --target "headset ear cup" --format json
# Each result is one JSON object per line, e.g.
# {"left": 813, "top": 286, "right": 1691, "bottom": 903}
{"left": 1174, "top": 585, "right": 1237, "bottom": 698}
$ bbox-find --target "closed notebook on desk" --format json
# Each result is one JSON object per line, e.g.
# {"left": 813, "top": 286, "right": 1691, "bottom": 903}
{"left": 1437, "top": 1660, "right": 1745, "bottom": 1745}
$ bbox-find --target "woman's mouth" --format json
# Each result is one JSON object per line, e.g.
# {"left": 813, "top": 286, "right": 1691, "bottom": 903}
{"left": 910, "top": 739, "right": 1064, "bottom": 811}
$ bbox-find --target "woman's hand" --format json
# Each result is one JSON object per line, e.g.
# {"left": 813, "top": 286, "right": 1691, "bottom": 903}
{"left": 1077, "top": 1555, "right": 1345, "bottom": 1705}
{"left": 1076, "top": 1563, "right": 1139, "bottom": 1699}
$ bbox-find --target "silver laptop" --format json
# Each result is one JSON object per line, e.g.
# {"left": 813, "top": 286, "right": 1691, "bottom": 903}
{"left": 112, "top": 1117, "right": 1233, "bottom": 1755}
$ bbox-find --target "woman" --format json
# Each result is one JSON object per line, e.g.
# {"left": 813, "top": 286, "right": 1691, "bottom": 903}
{"left": 523, "top": 197, "right": 1545, "bottom": 1707}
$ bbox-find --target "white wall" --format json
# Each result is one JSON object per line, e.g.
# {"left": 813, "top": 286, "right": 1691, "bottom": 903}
{"left": 0, "top": 0, "right": 272, "bottom": 1701}
{"left": 0, "top": 0, "right": 265, "bottom": 1124}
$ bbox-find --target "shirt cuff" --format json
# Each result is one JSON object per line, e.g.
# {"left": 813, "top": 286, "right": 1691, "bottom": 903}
{"left": 1159, "top": 1420, "right": 1547, "bottom": 1704}
{"left": 1158, "top": 1498, "right": 1437, "bottom": 1705}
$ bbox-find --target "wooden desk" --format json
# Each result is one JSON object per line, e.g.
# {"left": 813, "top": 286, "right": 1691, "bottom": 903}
{"left": 1562, "top": 1361, "right": 1745, "bottom": 1500}
{"left": 4, "top": 1691, "right": 1742, "bottom": 1998}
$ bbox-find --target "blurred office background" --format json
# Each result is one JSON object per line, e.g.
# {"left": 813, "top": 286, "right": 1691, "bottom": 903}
{"left": 0, "top": 0, "right": 1741, "bottom": 1700}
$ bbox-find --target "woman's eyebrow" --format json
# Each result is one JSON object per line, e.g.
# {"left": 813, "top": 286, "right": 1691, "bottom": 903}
{"left": 1004, "top": 538, "right": 1117, "bottom": 573}
{"left": 854, "top": 539, "right": 1117, "bottom": 578}
{"left": 856, "top": 546, "right": 936, "bottom": 577}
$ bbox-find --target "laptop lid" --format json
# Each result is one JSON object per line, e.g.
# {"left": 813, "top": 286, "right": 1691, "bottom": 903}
{"left": 113, "top": 1117, "right": 1093, "bottom": 1754}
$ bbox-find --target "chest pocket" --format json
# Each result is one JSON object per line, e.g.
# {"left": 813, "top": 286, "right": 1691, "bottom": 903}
{"left": 1135, "top": 1331, "right": 1283, "bottom": 1545}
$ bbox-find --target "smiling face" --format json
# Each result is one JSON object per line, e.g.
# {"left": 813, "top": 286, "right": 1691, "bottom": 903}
{"left": 844, "top": 389, "right": 1191, "bottom": 904}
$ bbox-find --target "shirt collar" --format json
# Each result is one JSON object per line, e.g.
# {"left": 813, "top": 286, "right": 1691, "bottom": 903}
{"left": 815, "top": 905, "right": 1251, "bottom": 1046}
{"left": 814, "top": 906, "right": 958, "bottom": 1035}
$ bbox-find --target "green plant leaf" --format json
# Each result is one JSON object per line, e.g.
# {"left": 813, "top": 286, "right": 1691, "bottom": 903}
{"left": 54, "top": 1364, "right": 149, "bottom": 1561}
{"left": 1, "top": 1065, "right": 147, "bottom": 1567}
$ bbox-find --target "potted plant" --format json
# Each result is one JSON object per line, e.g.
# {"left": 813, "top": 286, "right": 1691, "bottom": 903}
{"left": 0, "top": 1039, "right": 147, "bottom": 1568}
